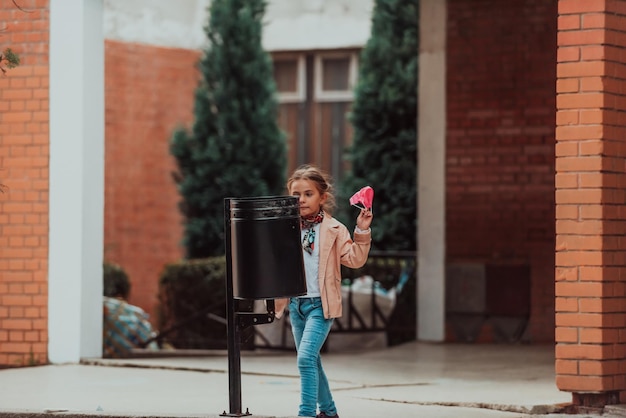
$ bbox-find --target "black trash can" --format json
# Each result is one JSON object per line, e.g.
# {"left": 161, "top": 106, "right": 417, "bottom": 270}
{"left": 226, "top": 196, "right": 306, "bottom": 300}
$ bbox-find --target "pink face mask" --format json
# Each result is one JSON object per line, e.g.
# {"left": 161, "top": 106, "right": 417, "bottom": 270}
{"left": 349, "top": 186, "right": 374, "bottom": 211}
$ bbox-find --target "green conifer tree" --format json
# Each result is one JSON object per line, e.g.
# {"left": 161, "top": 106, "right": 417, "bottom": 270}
{"left": 170, "top": 0, "right": 286, "bottom": 258}
{"left": 343, "top": 0, "right": 419, "bottom": 251}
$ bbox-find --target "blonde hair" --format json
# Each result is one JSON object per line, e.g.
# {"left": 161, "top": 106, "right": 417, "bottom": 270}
{"left": 287, "top": 164, "right": 336, "bottom": 214}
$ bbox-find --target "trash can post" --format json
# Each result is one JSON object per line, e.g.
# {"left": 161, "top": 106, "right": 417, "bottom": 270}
{"left": 222, "top": 198, "right": 246, "bottom": 417}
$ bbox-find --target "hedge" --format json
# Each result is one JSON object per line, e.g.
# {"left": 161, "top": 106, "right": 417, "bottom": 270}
{"left": 157, "top": 257, "right": 253, "bottom": 349}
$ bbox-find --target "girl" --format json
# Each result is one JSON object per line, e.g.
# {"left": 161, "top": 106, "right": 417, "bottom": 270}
{"left": 275, "top": 164, "right": 373, "bottom": 418}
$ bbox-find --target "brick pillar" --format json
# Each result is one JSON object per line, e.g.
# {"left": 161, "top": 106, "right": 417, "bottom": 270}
{"left": 556, "top": 0, "right": 626, "bottom": 407}
{"left": 0, "top": 0, "right": 50, "bottom": 366}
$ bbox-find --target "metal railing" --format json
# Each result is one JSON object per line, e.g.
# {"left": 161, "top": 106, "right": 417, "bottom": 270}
{"left": 253, "top": 251, "right": 417, "bottom": 351}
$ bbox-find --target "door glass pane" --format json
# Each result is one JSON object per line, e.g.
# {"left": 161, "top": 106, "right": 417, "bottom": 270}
{"left": 273, "top": 59, "right": 298, "bottom": 93}
{"left": 322, "top": 57, "right": 350, "bottom": 91}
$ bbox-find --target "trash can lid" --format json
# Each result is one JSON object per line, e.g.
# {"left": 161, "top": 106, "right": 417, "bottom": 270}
{"left": 228, "top": 196, "right": 299, "bottom": 221}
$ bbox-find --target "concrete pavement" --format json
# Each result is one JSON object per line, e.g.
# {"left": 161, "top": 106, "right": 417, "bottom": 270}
{"left": 0, "top": 342, "right": 620, "bottom": 417}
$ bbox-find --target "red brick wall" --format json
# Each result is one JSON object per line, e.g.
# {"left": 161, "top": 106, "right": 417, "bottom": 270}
{"left": 104, "top": 40, "right": 199, "bottom": 319}
{"left": 556, "top": 0, "right": 626, "bottom": 404}
{"left": 446, "top": 0, "right": 557, "bottom": 342}
{"left": 0, "top": 0, "right": 49, "bottom": 366}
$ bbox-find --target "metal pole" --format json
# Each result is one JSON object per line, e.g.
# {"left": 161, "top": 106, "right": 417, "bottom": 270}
{"left": 222, "top": 198, "right": 247, "bottom": 417}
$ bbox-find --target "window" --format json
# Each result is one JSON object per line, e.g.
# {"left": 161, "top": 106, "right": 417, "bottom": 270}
{"left": 271, "top": 50, "right": 359, "bottom": 181}
{"left": 273, "top": 55, "right": 305, "bottom": 103}
{"left": 314, "top": 53, "right": 358, "bottom": 102}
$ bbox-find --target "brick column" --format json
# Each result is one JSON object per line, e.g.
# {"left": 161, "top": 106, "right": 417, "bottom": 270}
{"left": 556, "top": 0, "right": 626, "bottom": 407}
{"left": 0, "top": 0, "right": 50, "bottom": 366}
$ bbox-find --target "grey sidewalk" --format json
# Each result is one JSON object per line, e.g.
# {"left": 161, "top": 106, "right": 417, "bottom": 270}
{"left": 0, "top": 342, "right": 619, "bottom": 418}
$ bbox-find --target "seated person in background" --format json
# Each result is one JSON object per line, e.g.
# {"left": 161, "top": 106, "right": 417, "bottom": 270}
{"left": 103, "top": 263, "right": 159, "bottom": 358}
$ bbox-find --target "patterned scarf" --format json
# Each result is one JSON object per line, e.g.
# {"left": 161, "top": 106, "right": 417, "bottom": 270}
{"left": 301, "top": 211, "right": 324, "bottom": 254}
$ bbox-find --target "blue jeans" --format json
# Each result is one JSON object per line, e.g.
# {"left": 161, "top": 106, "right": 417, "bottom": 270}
{"left": 289, "top": 297, "right": 337, "bottom": 417}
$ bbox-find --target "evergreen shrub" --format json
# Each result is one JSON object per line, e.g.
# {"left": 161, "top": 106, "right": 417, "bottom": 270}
{"left": 341, "top": 0, "right": 419, "bottom": 252}
{"left": 338, "top": 0, "right": 419, "bottom": 346}
{"left": 170, "top": 0, "right": 286, "bottom": 259}
{"left": 157, "top": 257, "right": 226, "bottom": 349}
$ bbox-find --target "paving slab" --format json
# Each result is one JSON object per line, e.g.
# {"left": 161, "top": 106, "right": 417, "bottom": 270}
{"left": 0, "top": 342, "right": 606, "bottom": 418}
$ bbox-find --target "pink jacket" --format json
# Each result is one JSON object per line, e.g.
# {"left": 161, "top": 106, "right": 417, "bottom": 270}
{"left": 275, "top": 212, "right": 372, "bottom": 319}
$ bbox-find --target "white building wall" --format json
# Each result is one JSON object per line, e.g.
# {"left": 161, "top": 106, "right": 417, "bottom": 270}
{"left": 103, "top": 0, "right": 373, "bottom": 51}
{"left": 103, "top": 0, "right": 208, "bottom": 49}
{"left": 264, "top": 0, "right": 373, "bottom": 50}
